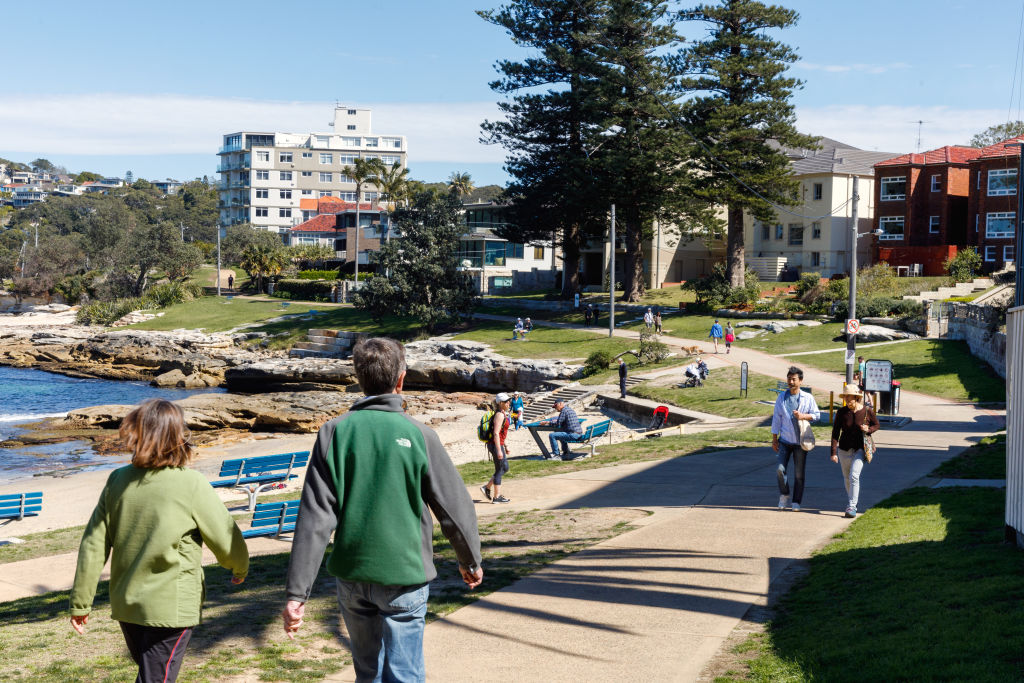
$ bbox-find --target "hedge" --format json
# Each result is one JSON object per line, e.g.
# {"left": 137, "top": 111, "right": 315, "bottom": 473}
{"left": 273, "top": 279, "right": 335, "bottom": 301}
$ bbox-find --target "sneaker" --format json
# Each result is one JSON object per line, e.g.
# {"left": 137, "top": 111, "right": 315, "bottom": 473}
{"left": 479, "top": 485, "right": 491, "bottom": 501}
{"left": 792, "top": 502, "right": 801, "bottom": 511}
{"left": 492, "top": 495, "right": 511, "bottom": 504}
{"left": 549, "top": 455, "right": 562, "bottom": 461}
{"left": 778, "top": 495, "right": 789, "bottom": 510}
{"left": 844, "top": 507, "right": 857, "bottom": 518}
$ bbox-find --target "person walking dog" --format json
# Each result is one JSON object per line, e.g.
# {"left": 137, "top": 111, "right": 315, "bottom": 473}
{"left": 709, "top": 319, "right": 723, "bottom": 353}
{"left": 771, "top": 366, "right": 820, "bottom": 511}
{"left": 70, "top": 399, "right": 249, "bottom": 683}
{"left": 283, "top": 337, "right": 482, "bottom": 682}
{"left": 830, "top": 384, "right": 879, "bottom": 518}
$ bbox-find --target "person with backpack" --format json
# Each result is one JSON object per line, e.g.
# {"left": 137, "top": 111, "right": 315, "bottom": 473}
{"left": 510, "top": 391, "right": 525, "bottom": 430}
{"left": 480, "top": 393, "right": 512, "bottom": 504}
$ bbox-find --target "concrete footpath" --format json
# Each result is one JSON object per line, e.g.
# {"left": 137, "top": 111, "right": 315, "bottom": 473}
{"left": 332, "top": 317, "right": 1005, "bottom": 682}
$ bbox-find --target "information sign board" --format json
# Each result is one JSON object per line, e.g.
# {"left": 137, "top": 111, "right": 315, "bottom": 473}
{"left": 574, "top": 293, "right": 580, "bottom": 309}
{"left": 845, "top": 349, "right": 856, "bottom": 365}
{"left": 740, "top": 361, "right": 749, "bottom": 396}
{"left": 863, "top": 359, "right": 893, "bottom": 393}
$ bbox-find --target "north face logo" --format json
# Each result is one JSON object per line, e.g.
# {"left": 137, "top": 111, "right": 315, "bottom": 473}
{"left": 395, "top": 438, "right": 411, "bottom": 448}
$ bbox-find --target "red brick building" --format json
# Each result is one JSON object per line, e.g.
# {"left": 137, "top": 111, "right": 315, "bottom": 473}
{"left": 967, "top": 136, "right": 1024, "bottom": 270}
{"left": 290, "top": 196, "right": 386, "bottom": 271}
{"left": 872, "top": 146, "right": 983, "bottom": 274}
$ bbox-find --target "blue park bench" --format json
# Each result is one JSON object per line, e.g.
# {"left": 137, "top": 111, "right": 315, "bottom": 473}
{"left": 0, "top": 492, "right": 42, "bottom": 541}
{"left": 562, "top": 419, "right": 613, "bottom": 458}
{"left": 242, "top": 499, "right": 300, "bottom": 539}
{"left": 211, "top": 451, "right": 310, "bottom": 511}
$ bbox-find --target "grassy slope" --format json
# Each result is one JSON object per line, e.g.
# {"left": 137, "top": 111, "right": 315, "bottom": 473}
{"left": 720, "top": 487, "right": 1024, "bottom": 683}
{"left": 452, "top": 320, "right": 640, "bottom": 360}
{"left": 930, "top": 432, "right": 1006, "bottom": 479}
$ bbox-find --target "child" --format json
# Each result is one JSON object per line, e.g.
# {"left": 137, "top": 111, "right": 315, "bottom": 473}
{"left": 724, "top": 323, "right": 735, "bottom": 354}
{"left": 70, "top": 399, "right": 249, "bottom": 682}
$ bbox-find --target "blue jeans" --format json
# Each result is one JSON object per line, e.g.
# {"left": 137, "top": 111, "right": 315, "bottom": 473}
{"left": 776, "top": 441, "right": 807, "bottom": 504}
{"left": 548, "top": 431, "right": 581, "bottom": 457}
{"left": 337, "top": 581, "right": 429, "bottom": 683}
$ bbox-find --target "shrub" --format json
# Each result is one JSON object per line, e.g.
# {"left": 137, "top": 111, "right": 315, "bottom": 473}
{"left": 794, "top": 272, "right": 821, "bottom": 298}
{"left": 583, "top": 350, "right": 614, "bottom": 377}
{"left": 856, "top": 263, "right": 899, "bottom": 298}
{"left": 830, "top": 296, "right": 921, "bottom": 319}
{"left": 682, "top": 264, "right": 761, "bottom": 311}
{"left": 53, "top": 274, "right": 93, "bottom": 305}
{"left": 340, "top": 272, "right": 374, "bottom": 281}
{"left": 273, "top": 279, "right": 336, "bottom": 301}
{"left": 638, "top": 331, "right": 669, "bottom": 364}
{"left": 143, "top": 281, "right": 201, "bottom": 308}
{"left": 76, "top": 298, "right": 145, "bottom": 325}
{"left": 297, "top": 270, "right": 339, "bottom": 280}
{"left": 945, "top": 247, "right": 983, "bottom": 283}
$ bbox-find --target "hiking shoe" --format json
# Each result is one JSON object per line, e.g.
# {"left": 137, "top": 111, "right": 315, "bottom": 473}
{"left": 791, "top": 502, "right": 801, "bottom": 511}
{"left": 479, "top": 485, "right": 491, "bottom": 501}
{"left": 844, "top": 507, "right": 857, "bottom": 518}
{"left": 492, "top": 495, "right": 511, "bottom": 504}
{"left": 778, "top": 495, "right": 789, "bottom": 510}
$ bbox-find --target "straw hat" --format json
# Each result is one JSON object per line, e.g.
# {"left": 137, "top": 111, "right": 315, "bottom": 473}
{"left": 839, "top": 383, "right": 863, "bottom": 400}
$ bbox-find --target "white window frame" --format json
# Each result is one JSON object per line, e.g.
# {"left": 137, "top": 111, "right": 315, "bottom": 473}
{"left": 339, "top": 155, "right": 357, "bottom": 165}
{"left": 364, "top": 137, "right": 379, "bottom": 147}
{"left": 301, "top": 171, "right": 312, "bottom": 177}
{"left": 255, "top": 170, "right": 269, "bottom": 181}
{"left": 985, "top": 245, "right": 996, "bottom": 262}
{"left": 319, "top": 153, "right": 333, "bottom": 164}
{"left": 988, "top": 169, "right": 1018, "bottom": 196}
{"left": 929, "top": 216, "right": 940, "bottom": 233}
{"left": 812, "top": 222, "right": 821, "bottom": 239}
{"left": 986, "top": 211, "right": 1016, "bottom": 238}
{"left": 813, "top": 183, "right": 823, "bottom": 200}
{"left": 930, "top": 174, "right": 941, "bottom": 192}
{"left": 880, "top": 176, "right": 906, "bottom": 201}
{"left": 319, "top": 191, "right": 332, "bottom": 198}
{"left": 301, "top": 152, "right": 313, "bottom": 159}
{"left": 254, "top": 207, "right": 268, "bottom": 217}
{"left": 878, "top": 216, "right": 905, "bottom": 240}
{"left": 279, "top": 152, "right": 293, "bottom": 163}
{"left": 319, "top": 172, "right": 332, "bottom": 182}
{"left": 301, "top": 189, "right": 312, "bottom": 195}
{"left": 280, "top": 189, "right": 292, "bottom": 199}
{"left": 346, "top": 125, "right": 357, "bottom": 130}
{"left": 279, "top": 208, "right": 292, "bottom": 218}
{"left": 256, "top": 150, "right": 269, "bottom": 162}
{"left": 364, "top": 191, "right": 379, "bottom": 202}
{"left": 342, "top": 137, "right": 361, "bottom": 147}
{"left": 315, "top": 135, "right": 330, "bottom": 147}
{"left": 811, "top": 251, "right": 821, "bottom": 267}
{"left": 339, "top": 192, "right": 357, "bottom": 201}
{"left": 977, "top": 170, "right": 982, "bottom": 190}
{"left": 1005, "top": 245, "right": 1016, "bottom": 263}
{"left": 255, "top": 189, "right": 269, "bottom": 199}
{"left": 279, "top": 171, "right": 292, "bottom": 181}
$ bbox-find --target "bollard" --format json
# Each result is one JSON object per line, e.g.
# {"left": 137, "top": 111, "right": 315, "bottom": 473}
{"left": 829, "top": 391, "right": 834, "bottom": 425}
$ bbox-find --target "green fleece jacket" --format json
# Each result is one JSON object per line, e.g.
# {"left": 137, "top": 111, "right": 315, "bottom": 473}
{"left": 285, "top": 394, "right": 481, "bottom": 599}
{"left": 70, "top": 465, "right": 249, "bottom": 628}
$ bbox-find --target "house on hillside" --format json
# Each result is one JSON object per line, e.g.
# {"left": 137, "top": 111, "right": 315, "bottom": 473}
{"left": 459, "top": 201, "right": 561, "bottom": 293}
{"left": 744, "top": 137, "right": 899, "bottom": 279}
{"left": 966, "top": 136, "right": 1023, "bottom": 270}
{"left": 871, "top": 145, "right": 982, "bottom": 275}
{"left": 289, "top": 197, "right": 386, "bottom": 270}
{"left": 152, "top": 179, "right": 183, "bottom": 195}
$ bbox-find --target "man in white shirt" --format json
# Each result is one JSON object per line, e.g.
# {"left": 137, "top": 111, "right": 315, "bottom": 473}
{"left": 771, "top": 366, "right": 820, "bottom": 511}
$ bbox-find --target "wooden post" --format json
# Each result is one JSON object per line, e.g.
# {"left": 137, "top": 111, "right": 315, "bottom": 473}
{"left": 829, "top": 391, "right": 835, "bottom": 425}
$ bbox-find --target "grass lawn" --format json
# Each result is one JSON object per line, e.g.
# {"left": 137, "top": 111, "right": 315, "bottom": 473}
{"left": 452, "top": 320, "right": 640, "bottom": 360}
{"left": 630, "top": 367, "right": 830, "bottom": 419}
{"left": 0, "top": 508, "right": 644, "bottom": 682}
{"left": 579, "top": 356, "right": 690, "bottom": 386}
{"left": 718, "top": 486, "right": 1024, "bottom": 683}
{"left": 931, "top": 432, "right": 1006, "bottom": 479}
{"left": 789, "top": 339, "right": 1006, "bottom": 403}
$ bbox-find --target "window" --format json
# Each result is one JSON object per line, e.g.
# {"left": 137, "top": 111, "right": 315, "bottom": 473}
{"left": 320, "top": 153, "right": 333, "bottom": 164}
{"left": 314, "top": 135, "right": 330, "bottom": 147}
{"left": 364, "top": 154, "right": 379, "bottom": 161}
{"left": 279, "top": 152, "right": 293, "bottom": 163}
{"left": 788, "top": 224, "right": 804, "bottom": 246}
{"left": 880, "top": 176, "right": 906, "bottom": 200}
{"left": 347, "top": 125, "right": 356, "bottom": 130}
{"left": 929, "top": 216, "right": 940, "bottom": 233}
{"left": 319, "top": 172, "right": 332, "bottom": 182}
{"left": 1006, "top": 245, "right": 1016, "bottom": 262}
{"left": 505, "top": 242, "right": 525, "bottom": 259}
{"left": 339, "top": 155, "right": 357, "bottom": 165}
{"left": 986, "top": 212, "right": 1016, "bottom": 238}
{"left": 342, "top": 137, "right": 361, "bottom": 146}
{"left": 255, "top": 170, "right": 269, "bottom": 181}
{"left": 319, "top": 191, "right": 332, "bottom": 197}
{"left": 761, "top": 224, "right": 770, "bottom": 240}
{"left": 811, "top": 252, "right": 821, "bottom": 267}
{"left": 301, "top": 171, "right": 312, "bottom": 177}
{"left": 976, "top": 214, "right": 980, "bottom": 232}
{"left": 279, "top": 171, "right": 292, "bottom": 181}
{"left": 813, "top": 183, "right": 823, "bottom": 200}
{"left": 380, "top": 155, "right": 401, "bottom": 165}
{"left": 977, "top": 170, "right": 982, "bottom": 189}
{"left": 988, "top": 168, "right": 1017, "bottom": 196}
{"left": 365, "top": 137, "right": 379, "bottom": 147}
{"left": 254, "top": 207, "right": 268, "bottom": 217}
{"left": 279, "top": 208, "right": 292, "bottom": 218}
{"left": 364, "top": 191, "right": 379, "bottom": 202}
{"left": 775, "top": 224, "right": 784, "bottom": 240}
{"left": 931, "top": 174, "right": 941, "bottom": 192}
{"left": 280, "top": 190, "right": 292, "bottom": 199}
{"left": 339, "top": 192, "right": 356, "bottom": 201}
{"left": 347, "top": 109, "right": 356, "bottom": 115}
{"left": 301, "top": 152, "right": 312, "bottom": 159}
{"left": 985, "top": 246, "right": 996, "bottom": 262}
{"left": 255, "top": 189, "right": 269, "bottom": 199}
{"left": 534, "top": 246, "right": 545, "bottom": 259}
{"left": 256, "top": 151, "right": 269, "bottom": 162}
{"left": 301, "top": 189, "right": 312, "bottom": 195}
{"left": 878, "top": 216, "right": 905, "bottom": 240}
{"left": 339, "top": 175, "right": 354, "bottom": 183}
{"left": 383, "top": 137, "right": 402, "bottom": 149}
{"left": 812, "top": 222, "right": 821, "bottom": 239}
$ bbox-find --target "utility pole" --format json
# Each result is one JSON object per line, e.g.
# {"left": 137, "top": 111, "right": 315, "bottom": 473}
{"left": 845, "top": 176, "right": 860, "bottom": 385}
{"left": 216, "top": 226, "right": 222, "bottom": 297}
{"left": 609, "top": 204, "right": 616, "bottom": 337}
{"left": 1007, "top": 142, "right": 1024, "bottom": 307}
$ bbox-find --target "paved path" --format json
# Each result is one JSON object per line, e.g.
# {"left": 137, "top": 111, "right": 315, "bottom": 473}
{"left": 331, "top": 314, "right": 1004, "bottom": 682}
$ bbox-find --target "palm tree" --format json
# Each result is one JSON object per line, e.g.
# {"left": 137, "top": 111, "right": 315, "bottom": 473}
{"left": 349, "top": 157, "right": 386, "bottom": 281}
{"left": 447, "top": 171, "right": 475, "bottom": 200}
{"left": 376, "top": 162, "right": 410, "bottom": 244}
{"left": 240, "top": 244, "right": 287, "bottom": 293}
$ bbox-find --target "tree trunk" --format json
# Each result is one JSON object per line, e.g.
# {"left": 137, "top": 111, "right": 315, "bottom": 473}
{"left": 726, "top": 205, "right": 746, "bottom": 289}
{"left": 560, "top": 223, "right": 581, "bottom": 299}
{"left": 623, "top": 211, "right": 645, "bottom": 303}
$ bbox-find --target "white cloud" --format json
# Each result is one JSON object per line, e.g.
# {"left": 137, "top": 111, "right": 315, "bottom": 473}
{"left": 0, "top": 94, "right": 506, "bottom": 163}
{"left": 796, "top": 105, "right": 1008, "bottom": 153}
{"left": 797, "top": 62, "right": 911, "bottom": 75}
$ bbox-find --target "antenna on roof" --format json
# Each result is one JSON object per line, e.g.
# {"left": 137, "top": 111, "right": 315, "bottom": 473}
{"left": 909, "top": 120, "right": 931, "bottom": 152}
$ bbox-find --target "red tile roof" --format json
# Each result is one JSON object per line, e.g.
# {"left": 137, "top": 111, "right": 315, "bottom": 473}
{"left": 290, "top": 214, "right": 342, "bottom": 233}
{"left": 299, "top": 196, "right": 380, "bottom": 215}
{"left": 875, "top": 145, "right": 982, "bottom": 167}
{"left": 973, "top": 135, "right": 1024, "bottom": 161}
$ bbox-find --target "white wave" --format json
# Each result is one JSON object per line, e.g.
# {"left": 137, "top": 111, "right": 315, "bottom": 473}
{"left": 0, "top": 412, "right": 68, "bottom": 423}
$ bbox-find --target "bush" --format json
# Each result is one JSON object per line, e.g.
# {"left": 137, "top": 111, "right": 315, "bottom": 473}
{"left": 340, "top": 271, "right": 374, "bottom": 281}
{"left": 638, "top": 331, "right": 669, "bottom": 364}
{"left": 76, "top": 298, "right": 145, "bottom": 325}
{"left": 830, "top": 296, "right": 922, "bottom": 320}
{"left": 273, "top": 279, "right": 336, "bottom": 301}
{"left": 945, "top": 247, "right": 983, "bottom": 283}
{"left": 583, "top": 350, "right": 614, "bottom": 377}
{"left": 297, "top": 270, "right": 339, "bottom": 280}
{"left": 682, "top": 264, "right": 761, "bottom": 312}
{"left": 856, "top": 263, "right": 899, "bottom": 298}
{"left": 144, "top": 281, "right": 201, "bottom": 308}
{"left": 794, "top": 272, "right": 821, "bottom": 298}
{"left": 53, "top": 273, "right": 95, "bottom": 305}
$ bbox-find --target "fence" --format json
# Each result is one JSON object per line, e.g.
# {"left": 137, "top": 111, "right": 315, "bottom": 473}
{"left": 1005, "top": 306, "right": 1023, "bottom": 546}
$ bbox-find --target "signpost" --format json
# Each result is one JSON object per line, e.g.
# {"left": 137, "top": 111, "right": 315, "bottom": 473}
{"left": 740, "top": 361, "right": 749, "bottom": 397}
{"left": 863, "top": 359, "right": 892, "bottom": 393}
{"left": 574, "top": 293, "right": 580, "bottom": 309}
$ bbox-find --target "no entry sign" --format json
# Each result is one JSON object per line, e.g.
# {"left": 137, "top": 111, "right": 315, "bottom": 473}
{"left": 846, "top": 318, "right": 860, "bottom": 335}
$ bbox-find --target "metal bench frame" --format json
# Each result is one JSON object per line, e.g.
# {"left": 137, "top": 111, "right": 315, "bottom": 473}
{"left": 563, "top": 419, "right": 613, "bottom": 457}
{"left": 0, "top": 492, "right": 43, "bottom": 544}
{"left": 211, "top": 451, "right": 310, "bottom": 511}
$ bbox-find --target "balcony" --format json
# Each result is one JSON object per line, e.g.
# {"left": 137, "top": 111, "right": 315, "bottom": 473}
{"left": 335, "top": 250, "right": 347, "bottom": 259}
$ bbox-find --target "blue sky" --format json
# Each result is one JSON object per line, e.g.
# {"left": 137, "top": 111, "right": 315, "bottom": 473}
{"left": 1, "top": 0, "right": 1021, "bottom": 185}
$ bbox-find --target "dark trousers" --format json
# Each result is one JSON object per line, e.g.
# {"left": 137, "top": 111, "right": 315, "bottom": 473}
{"left": 776, "top": 441, "right": 808, "bottom": 504}
{"left": 619, "top": 377, "right": 627, "bottom": 398}
{"left": 119, "top": 621, "right": 193, "bottom": 683}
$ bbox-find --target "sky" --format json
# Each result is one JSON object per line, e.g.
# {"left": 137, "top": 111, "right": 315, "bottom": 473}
{"left": 2, "top": 0, "right": 1023, "bottom": 185}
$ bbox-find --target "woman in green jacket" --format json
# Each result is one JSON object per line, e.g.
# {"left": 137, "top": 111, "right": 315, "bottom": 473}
{"left": 70, "top": 399, "right": 249, "bottom": 682}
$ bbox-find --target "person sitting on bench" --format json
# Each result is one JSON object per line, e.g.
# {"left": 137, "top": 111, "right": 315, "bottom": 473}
{"left": 542, "top": 399, "right": 583, "bottom": 460}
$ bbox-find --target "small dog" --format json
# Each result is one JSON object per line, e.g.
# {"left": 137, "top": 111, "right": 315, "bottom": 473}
{"left": 681, "top": 345, "right": 701, "bottom": 356}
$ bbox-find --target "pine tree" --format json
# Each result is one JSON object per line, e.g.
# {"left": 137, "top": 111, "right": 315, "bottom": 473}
{"left": 676, "top": 0, "right": 816, "bottom": 288}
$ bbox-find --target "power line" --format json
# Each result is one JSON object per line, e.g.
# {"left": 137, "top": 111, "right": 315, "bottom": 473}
{"left": 1008, "top": 2, "right": 1024, "bottom": 126}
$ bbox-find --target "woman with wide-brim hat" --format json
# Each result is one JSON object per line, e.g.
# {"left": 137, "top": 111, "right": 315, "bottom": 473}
{"left": 830, "top": 384, "right": 880, "bottom": 518}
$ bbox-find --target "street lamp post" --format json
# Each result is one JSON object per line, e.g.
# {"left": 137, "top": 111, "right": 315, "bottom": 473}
{"left": 845, "top": 176, "right": 860, "bottom": 385}
{"left": 609, "top": 204, "right": 616, "bottom": 337}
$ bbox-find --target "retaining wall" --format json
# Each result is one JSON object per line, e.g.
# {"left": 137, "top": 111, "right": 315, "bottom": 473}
{"left": 930, "top": 302, "right": 1007, "bottom": 378}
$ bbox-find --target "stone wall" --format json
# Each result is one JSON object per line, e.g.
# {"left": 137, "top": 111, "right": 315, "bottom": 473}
{"left": 933, "top": 302, "right": 1007, "bottom": 379}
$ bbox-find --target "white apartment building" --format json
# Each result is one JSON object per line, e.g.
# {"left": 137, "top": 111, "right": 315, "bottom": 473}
{"left": 744, "top": 138, "right": 899, "bottom": 279}
{"left": 217, "top": 106, "right": 407, "bottom": 234}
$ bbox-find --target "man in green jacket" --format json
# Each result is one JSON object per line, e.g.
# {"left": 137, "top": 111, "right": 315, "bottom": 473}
{"left": 283, "top": 337, "right": 483, "bottom": 682}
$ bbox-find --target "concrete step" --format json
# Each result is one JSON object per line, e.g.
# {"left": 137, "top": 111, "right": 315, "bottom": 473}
{"left": 289, "top": 348, "right": 343, "bottom": 359}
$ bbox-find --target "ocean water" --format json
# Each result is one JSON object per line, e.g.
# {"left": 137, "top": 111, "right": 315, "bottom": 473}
{"left": 0, "top": 366, "right": 222, "bottom": 483}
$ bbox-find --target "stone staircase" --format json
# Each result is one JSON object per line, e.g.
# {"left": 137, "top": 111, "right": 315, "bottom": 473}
{"left": 520, "top": 385, "right": 596, "bottom": 423}
{"left": 289, "top": 329, "right": 360, "bottom": 359}
{"left": 902, "top": 277, "right": 994, "bottom": 303}
{"left": 624, "top": 376, "right": 645, "bottom": 389}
